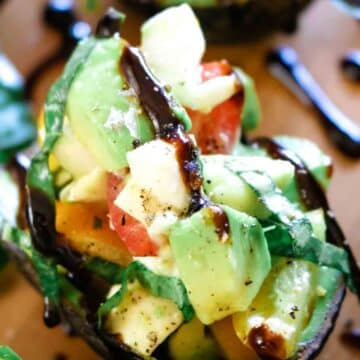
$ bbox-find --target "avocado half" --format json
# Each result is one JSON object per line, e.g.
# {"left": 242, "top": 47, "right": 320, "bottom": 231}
{"left": 1, "top": 170, "right": 346, "bottom": 360}
{"left": 123, "top": 0, "right": 313, "bottom": 43}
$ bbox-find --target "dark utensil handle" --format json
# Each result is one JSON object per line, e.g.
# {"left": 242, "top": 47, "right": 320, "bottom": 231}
{"left": 267, "top": 47, "right": 360, "bottom": 157}
{"left": 341, "top": 50, "right": 360, "bottom": 82}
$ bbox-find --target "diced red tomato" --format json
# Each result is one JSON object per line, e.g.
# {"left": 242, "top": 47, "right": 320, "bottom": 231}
{"left": 107, "top": 173, "right": 158, "bottom": 257}
{"left": 187, "top": 60, "right": 243, "bottom": 155}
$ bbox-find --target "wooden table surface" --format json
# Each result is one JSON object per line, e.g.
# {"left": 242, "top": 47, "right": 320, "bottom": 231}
{"left": 0, "top": 0, "right": 359, "bottom": 359}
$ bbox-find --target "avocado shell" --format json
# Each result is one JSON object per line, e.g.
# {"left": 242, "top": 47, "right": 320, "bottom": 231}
{"left": 123, "top": 0, "right": 313, "bottom": 43}
{"left": 2, "top": 229, "right": 346, "bottom": 360}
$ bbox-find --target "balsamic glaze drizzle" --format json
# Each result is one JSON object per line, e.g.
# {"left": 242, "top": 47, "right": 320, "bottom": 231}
{"left": 121, "top": 48, "right": 209, "bottom": 214}
{"left": 26, "top": 187, "right": 57, "bottom": 256}
{"left": 120, "top": 46, "right": 230, "bottom": 238}
{"left": 95, "top": 8, "right": 125, "bottom": 38}
{"left": 250, "top": 136, "right": 360, "bottom": 295}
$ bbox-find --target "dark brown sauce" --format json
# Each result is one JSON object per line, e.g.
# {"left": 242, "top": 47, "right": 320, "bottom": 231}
{"left": 120, "top": 46, "right": 215, "bottom": 217}
{"left": 43, "top": 296, "right": 61, "bottom": 328}
{"left": 6, "top": 160, "right": 27, "bottom": 229}
{"left": 250, "top": 136, "right": 360, "bottom": 295}
{"left": 95, "top": 8, "right": 124, "bottom": 38}
{"left": 25, "top": 188, "right": 109, "bottom": 326}
{"left": 341, "top": 320, "right": 360, "bottom": 349}
{"left": 26, "top": 187, "right": 57, "bottom": 256}
{"left": 210, "top": 205, "right": 230, "bottom": 241}
{"left": 248, "top": 324, "right": 286, "bottom": 360}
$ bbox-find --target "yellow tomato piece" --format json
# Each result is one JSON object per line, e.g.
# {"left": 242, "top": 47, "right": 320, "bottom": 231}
{"left": 211, "top": 317, "right": 259, "bottom": 360}
{"left": 56, "top": 201, "right": 132, "bottom": 266}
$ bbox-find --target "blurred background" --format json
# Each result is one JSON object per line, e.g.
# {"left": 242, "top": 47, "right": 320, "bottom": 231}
{"left": 0, "top": 0, "right": 359, "bottom": 358}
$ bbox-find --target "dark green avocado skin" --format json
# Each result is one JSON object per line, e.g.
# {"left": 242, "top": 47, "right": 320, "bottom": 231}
{"left": 2, "top": 239, "right": 345, "bottom": 360}
{"left": 123, "top": 0, "right": 313, "bottom": 43}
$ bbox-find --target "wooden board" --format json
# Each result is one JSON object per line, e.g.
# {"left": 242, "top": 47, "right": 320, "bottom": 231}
{"left": 0, "top": 0, "right": 359, "bottom": 358}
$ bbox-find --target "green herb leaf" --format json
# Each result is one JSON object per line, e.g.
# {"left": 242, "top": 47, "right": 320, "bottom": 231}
{"left": 84, "top": 257, "right": 124, "bottom": 284}
{"left": 86, "top": 0, "right": 97, "bottom": 11}
{"left": 27, "top": 37, "right": 97, "bottom": 201}
{"left": 233, "top": 67, "right": 261, "bottom": 131}
{"left": 264, "top": 223, "right": 351, "bottom": 282}
{"left": 97, "top": 261, "right": 194, "bottom": 326}
{"left": 0, "top": 345, "right": 21, "bottom": 360}
{"left": 58, "top": 275, "right": 84, "bottom": 314}
{"left": 0, "top": 215, "right": 83, "bottom": 314}
{"left": 224, "top": 164, "right": 313, "bottom": 240}
{"left": 0, "top": 55, "right": 36, "bottom": 164}
{"left": 225, "top": 164, "right": 354, "bottom": 290}
{"left": 1, "top": 222, "right": 60, "bottom": 305}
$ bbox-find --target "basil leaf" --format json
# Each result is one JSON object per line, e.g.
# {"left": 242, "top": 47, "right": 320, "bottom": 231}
{"left": 225, "top": 164, "right": 354, "bottom": 290}
{"left": 0, "top": 217, "right": 83, "bottom": 314}
{"left": 84, "top": 257, "right": 124, "bottom": 284}
{"left": 98, "top": 261, "right": 194, "bottom": 326}
{"left": 0, "top": 55, "right": 36, "bottom": 164}
{"left": 1, "top": 222, "right": 60, "bottom": 307}
{"left": 224, "top": 164, "right": 313, "bottom": 239}
{"left": 86, "top": 0, "right": 97, "bottom": 10}
{"left": 27, "top": 37, "right": 97, "bottom": 201}
{"left": 58, "top": 275, "right": 84, "bottom": 314}
{"left": 233, "top": 67, "right": 261, "bottom": 131}
{"left": 0, "top": 346, "right": 21, "bottom": 360}
{"left": 264, "top": 222, "right": 351, "bottom": 281}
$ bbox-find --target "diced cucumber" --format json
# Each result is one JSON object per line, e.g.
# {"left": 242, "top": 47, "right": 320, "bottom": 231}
{"left": 140, "top": 4, "right": 238, "bottom": 114}
{"left": 233, "top": 258, "right": 318, "bottom": 359}
{"left": 59, "top": 168, "right": 107, "bottom": 202}
{"left": 202, "top": 155, "right": 295, "bottom": 219}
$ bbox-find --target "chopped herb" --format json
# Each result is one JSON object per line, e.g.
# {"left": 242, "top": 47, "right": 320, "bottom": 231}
{"left": 22, "top": 38, "right": 97, "bottom": 315}
{"left": 84, "top": 257, "right": 124, "bottom": 284}
{"left": 93, "top": 216, "right": 103, "bottom": 229}
{"left": 0, "top": 345, "right": 21, "bottom": 360}
{"left": 224, "top": 164, "right": 356, "bottom": 294}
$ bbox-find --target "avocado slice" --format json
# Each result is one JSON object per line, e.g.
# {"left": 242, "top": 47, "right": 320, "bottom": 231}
{"left": 66, "top": 37, "right": 154, "bottom": 172}
{"left": 233, "top": 67, "right": 261, "bottom": 132}
{"left": 169, "top": 205, "right": 271, "bottom": 325}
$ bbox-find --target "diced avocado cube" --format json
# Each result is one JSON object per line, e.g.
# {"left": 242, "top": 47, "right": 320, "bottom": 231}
{"left": 66, "top": 37, "right": 154, "bottom": 172}
{"left": 169, "top": 206, "right": 271, "bottom": 325}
